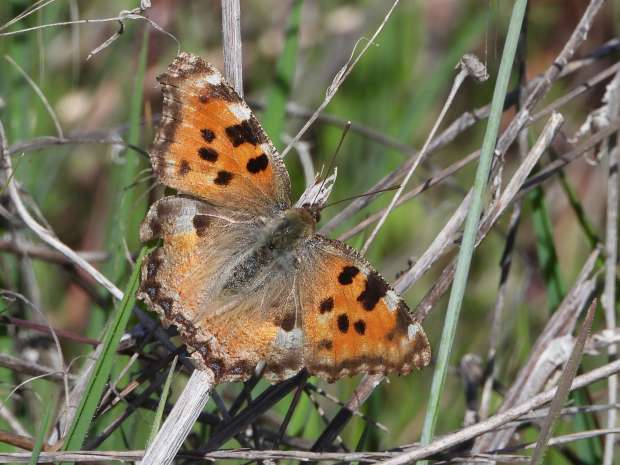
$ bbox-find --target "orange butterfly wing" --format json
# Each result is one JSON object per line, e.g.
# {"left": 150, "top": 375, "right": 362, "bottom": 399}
{"left": 299, "top": 236, "right": 431, "bottom": 382}
{"left": 151, "top": 53, "right": 291, "bottom": 214}
{"left": 138, "top": 196, "right": 304, "bottom": 383}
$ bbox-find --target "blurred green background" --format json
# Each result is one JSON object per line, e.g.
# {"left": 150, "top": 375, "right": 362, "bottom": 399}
{"left": 1, "top": 0, "right": 619, "bottom": 462}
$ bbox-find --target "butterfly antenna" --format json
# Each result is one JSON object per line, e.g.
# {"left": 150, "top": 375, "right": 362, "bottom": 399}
{"left": 323, "top": 184, "right": 401, "bottom": 209}
{"left": 311, "top": 121, "right": 352, "bottom": 206}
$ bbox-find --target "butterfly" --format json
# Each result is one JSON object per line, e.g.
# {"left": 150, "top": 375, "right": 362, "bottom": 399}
{"left": 138, "top": 52, "right": 431, "bottom": 383}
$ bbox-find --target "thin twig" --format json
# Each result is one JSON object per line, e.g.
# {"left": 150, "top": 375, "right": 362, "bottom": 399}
{"left": 0, "top": 237, "right": 108, "bottom": 264}
{"left": 304, "top": 383, "right": 389, "bottom": 433}
{"left": 312, "top": 373, "right": 384, "bottom": 451}
{"left": 4, "top": 55, "right": 63, "bottom": 138}
{"left": 520, "top": 119, "right": 620, "bottom": 194}
{"left": 8, "top": 134, "right": 129, "bottom": 157}
{"left": 1, "top": 315, "right": 99, "bottom": 347}
{"left": 0, "top": 354, "right": 75, "bottom": 383}
{"left": 601, "top": 68, "right": 620, "bottom": 465}
{"left": 0, "top": 407, "right": 30, "bottom": 439}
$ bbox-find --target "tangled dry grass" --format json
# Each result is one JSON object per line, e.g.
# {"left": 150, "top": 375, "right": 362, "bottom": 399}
{"left": 0, "top": 0, "right": 619, "bottom": 464}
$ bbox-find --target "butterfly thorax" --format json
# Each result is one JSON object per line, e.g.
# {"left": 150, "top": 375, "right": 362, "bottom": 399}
{"left": 223, "top": 208, "right": 315, "bottom": 292}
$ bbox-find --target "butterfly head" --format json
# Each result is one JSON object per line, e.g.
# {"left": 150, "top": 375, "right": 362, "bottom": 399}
{"left": 283, "top": 207, "right": 317, "bottom": 235}
{"left": 300, "top": 202, "right": 321, "bottom": 223}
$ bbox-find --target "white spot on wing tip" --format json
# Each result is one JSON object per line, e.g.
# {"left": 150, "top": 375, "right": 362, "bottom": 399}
{"left": 206, "top": 72, "right": 221, "bottom": 85}
{"left": 228, "top": 102, "right": 251, "bottom": 120}
{"left": 407, "top": 323, "right": 419, "bottom": 341}
{"left": 194, "top": 73, "right": 221, "bottom": 87}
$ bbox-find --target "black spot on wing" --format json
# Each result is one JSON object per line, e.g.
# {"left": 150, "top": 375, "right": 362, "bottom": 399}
{"left": 225, "top": 117, "right": 265, "bottom": 147}
{"left": 192, "top": 214, "right": 211, "bottom": 237}
{"left": 354, "top": 320, "right": 366, "bottom": 335}
{"left": 246, "top": 154, "right": 269, "bottom": 173}
{"left": 337, "top": 314, "right": 349, "bottom": 333}
{"left": 201, "top": 128, "right": 215, "bottom": 142}
{"left": 319, "top": 297, "right": 334, "bottom": 314}
{"left": 357, "top": 271, "right": 389, "bottom": 311}
{"left": 318, "top": 339, "right": 333, "bottom": 350}
{"left": 338, "top": 266, "right": 359, "bottom": 285}
{"left": 198, "top": 147, "right": 218, "bottom": 162}
{"left": 225, "top": 120, "right": 257, "bottom": 147}
{"left": 214, "top": 170, "right": 233, "bottom": 185}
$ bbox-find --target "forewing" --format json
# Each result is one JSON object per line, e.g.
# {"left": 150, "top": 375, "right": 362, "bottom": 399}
{"left": 151, "top": 52, "right": 291, "bottom": 214}
{"left": 298, "top": 236, "right": 431, "bottom": 382}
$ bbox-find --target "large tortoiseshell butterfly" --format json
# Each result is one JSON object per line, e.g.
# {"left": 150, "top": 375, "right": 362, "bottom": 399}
{"left": 138, "top": 53, "right": 431, "bottom": 383}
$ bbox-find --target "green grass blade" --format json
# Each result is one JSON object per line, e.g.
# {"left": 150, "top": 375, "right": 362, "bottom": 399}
{"left": 418, "top": 0, "right": 528, "bottom": 459}
{"left": 60, "top": 247, "right": 148, "bottom": 461}
{"left": 147, "top": 355, "right": 178, "bottom": 447}
{"left": 28, "top": 390, "right": 55, "bottom": 465}
{"left": 557, "top": 171, "right": 599, "bottom": 248}
{"left": 261, "top": 0, "right": 302, "bottom": 149}
{"left": 528, "top": 186, "right": 566, "bottom": 308}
